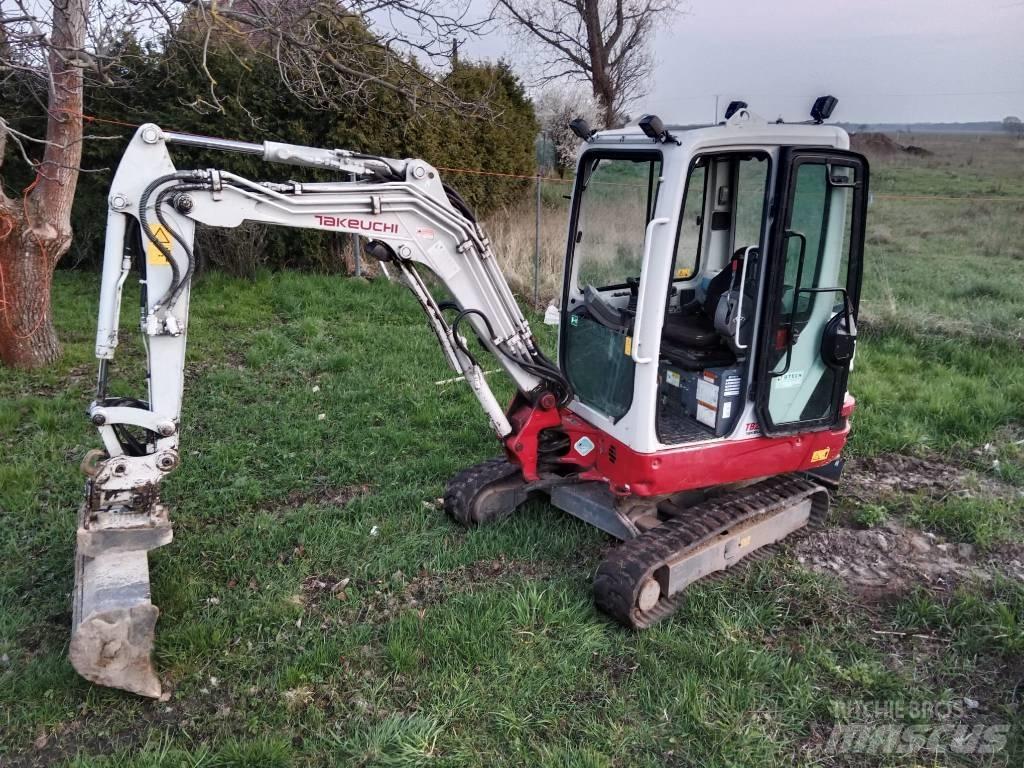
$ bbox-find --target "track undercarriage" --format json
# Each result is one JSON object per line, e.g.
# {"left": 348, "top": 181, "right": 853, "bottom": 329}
{"left": 445, "top": 460, "right": 829, "bottom": 628}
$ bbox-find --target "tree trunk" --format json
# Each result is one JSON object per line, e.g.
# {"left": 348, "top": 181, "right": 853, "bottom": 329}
{"left": 0, "top": 0, "right": 87, "bottom": 368}
{"left": 0, "top": 208, "right": 62, "bottom": 365}
{"left": 593, "top": 81, "right": 618, "bottom": 129}
{"left": 579, "top": 0, "right": 619, "bottom": 128}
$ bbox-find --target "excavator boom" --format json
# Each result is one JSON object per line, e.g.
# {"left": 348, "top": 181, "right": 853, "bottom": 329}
{"left": 74, "top": 125, "right": 566, "bottom": 696}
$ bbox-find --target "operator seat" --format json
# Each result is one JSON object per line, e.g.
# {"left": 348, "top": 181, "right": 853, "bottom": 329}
{"left": 662, "top": 261, "right": 738, "bottom": 349}
{"left": 660, "top": 249, "right": 754, "bottom": 369}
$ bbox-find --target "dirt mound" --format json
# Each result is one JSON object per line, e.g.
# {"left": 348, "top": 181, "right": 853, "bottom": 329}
{"left": 793, "top": 520, "right": 1024, "bottom": 598}
{"left": 850, "top": 132, "right": 934, "bottom": 158}
{"left": 902, "top": 144, "right": 933, "bottom": 157}
{"left": 851, "top": 132, "right": 903, "bottom": 156}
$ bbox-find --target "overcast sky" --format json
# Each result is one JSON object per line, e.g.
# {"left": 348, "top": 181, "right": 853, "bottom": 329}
{"left": 457, "top": 0, "right": 1024, "bottom": 124}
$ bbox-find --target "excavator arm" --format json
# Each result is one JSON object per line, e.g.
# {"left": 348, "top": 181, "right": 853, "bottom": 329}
{"left": 73, "top": 124, "right": 568, "bottom": 696}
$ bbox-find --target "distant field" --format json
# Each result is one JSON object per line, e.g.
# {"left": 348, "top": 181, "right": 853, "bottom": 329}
{"left": 0, "top": 133, "right": 1022, "bottom": 766}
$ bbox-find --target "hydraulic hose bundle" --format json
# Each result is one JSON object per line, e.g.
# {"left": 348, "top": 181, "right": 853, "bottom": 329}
{"left": 138, "top": 172, "right": 207, "bottom": 314}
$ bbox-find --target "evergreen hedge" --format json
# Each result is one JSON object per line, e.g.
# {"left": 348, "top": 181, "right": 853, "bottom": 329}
{"left": 2, "top": 21, "right": 538, "bottom": 274}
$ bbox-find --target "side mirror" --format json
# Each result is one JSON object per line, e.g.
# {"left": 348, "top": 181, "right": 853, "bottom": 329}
{"left": 820, "top": 293, "right": 858, "bottom": 368}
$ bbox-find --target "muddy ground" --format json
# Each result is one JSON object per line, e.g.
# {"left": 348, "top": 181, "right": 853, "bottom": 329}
{"left": 794, "top": 454, "right": 1023, "bottom": 598}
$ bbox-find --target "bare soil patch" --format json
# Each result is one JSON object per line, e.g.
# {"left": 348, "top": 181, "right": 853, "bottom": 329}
{"left": 840, "top": 453, "right": 1019, "bottom": 506}
{"left": 283, "top": 483, "right": 371, "bottom": 509}
{"left": 301, "top": 555, "right": 573, "bottom": 625}
{"left": 794, "top": 519, "right": 1024, "bottom": 599}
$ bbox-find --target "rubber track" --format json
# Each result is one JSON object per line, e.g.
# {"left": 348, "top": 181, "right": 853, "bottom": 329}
{"left": 593, "top": 474, "right": 829, "bottom": 628}
{"left": 444, "top": 458, "right": 522, "bottom": 527}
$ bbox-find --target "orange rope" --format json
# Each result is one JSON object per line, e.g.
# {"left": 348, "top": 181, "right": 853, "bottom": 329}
{"left": 53, "top": 107, "right": 141, "bottom": 129}
{"left": 5, "top": 108, "right": 1022, "bottom": 351}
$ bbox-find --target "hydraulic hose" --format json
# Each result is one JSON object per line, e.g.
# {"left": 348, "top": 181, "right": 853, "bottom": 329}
{"left": 138, "top": 175, "right": 182, "bottom": 296}
{"left": 154, "top": 184, "right": 205, "bottom": 309}
{"left": 443, "top": 183, "right": 477, "bottom": 224}
{"left": 138, "top": 172, "right": 205, "bottom": 312}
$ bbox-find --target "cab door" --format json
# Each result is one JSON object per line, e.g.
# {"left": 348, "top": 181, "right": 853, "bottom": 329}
{"left": 755, "top": 148, "right": 868, "bottom": 435}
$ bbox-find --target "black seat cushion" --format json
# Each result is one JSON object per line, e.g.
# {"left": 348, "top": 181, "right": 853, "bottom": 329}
{"left": 662, "top": 312, "right": 719, "bottom": 347}
{"left": 661, "top": 262, "right": 738, "bottom": 348}
{"left": 662, "top": 343, "right": 736, "bottom": 370}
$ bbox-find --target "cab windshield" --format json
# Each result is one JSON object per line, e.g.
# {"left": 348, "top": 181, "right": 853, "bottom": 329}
{"left": 563, "top": 151, "right": 662, "bottom": 421}
{"left": 574, "top": 155, "right": 663, "bottom": 290}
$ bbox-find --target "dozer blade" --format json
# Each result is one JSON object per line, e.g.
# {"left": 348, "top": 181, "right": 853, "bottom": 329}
{"left": 593, "top": 474, "right": 829, "bottom": 628}
{"left": 70, "top": 502, "right": 171, "bottom": 698}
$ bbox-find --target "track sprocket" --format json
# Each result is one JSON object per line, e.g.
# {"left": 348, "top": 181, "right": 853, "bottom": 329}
{"left": 444, "top": 458, "right": 530, "bottom": 527}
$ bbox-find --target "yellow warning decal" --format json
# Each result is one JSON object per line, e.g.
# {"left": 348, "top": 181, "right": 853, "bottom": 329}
{"left": 624, "top": 336, "right": 632, "bottom": 356}
{"left": 675, "top": 267, "right": 693, "bottom": 279}
{"left": 811, "top": 447, "right": 831, "bottom": 463}
{"left": 145, "top": 224, "right": 173, "bottom": 266}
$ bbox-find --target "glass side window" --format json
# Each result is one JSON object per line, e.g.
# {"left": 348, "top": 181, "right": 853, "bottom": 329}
{"left": 766, "top": 161, "right": 859, "bottom": 427}
{"left": 734, "top": 157, "right": 769, "bottom": 249}
{"left": 670, "top": 163, "right": 706, "bottom": 280}
{"left": 575, "top": 157, "right": 662, "bottom": 289}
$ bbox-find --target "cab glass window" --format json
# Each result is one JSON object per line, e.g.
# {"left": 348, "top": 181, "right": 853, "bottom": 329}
{"left": 670, "top": 162, "right": 706, "bottom": 280}
{"left": 574, "top": 156, "right": 662, "bottom": 289}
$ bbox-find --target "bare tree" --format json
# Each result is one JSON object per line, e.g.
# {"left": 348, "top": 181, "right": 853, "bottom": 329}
{"left": 0, "top": 0, "right": 483, "bottom": 368}
{"left": 536, "top": 84, "right": 597, "bottom": 176}
{"left": 495, "top": 0, "right": 680, "bottom": 128}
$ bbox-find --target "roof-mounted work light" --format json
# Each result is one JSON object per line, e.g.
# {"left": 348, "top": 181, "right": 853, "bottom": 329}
{"left": 569, "top": 118, "right": 596, "bottom": 141}
{"left": 638, "top": 114, "right": 675, "bottom": 143}
{"left": 810, "top": 95, "right": 838, "bottom": 123}
{"left": 723, "top": 100, "right": 748, "bottom": 120}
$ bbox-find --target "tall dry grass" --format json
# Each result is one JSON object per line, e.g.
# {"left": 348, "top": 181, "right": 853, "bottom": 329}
{"left": 482, "top": 177, "right": 652, "bottom": 307}
{"left": 483, "top": 190, "right": 571, "bottom": 307}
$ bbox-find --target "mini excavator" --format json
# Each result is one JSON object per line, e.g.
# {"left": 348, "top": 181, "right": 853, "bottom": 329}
{"left": 75, "top": 98, "right": 867, "bottom": 696}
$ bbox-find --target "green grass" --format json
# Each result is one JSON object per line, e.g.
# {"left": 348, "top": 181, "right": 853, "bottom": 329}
{"left": 3, "top": 137, "right": 1024, "bottom": 765}
{"left": 894, "top": 579, "right": 1024, "bottom": 658}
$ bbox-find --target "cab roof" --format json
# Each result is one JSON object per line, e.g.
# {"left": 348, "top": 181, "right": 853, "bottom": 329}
{"left": 587, "top": 110, "right": 850, "bottom": 152}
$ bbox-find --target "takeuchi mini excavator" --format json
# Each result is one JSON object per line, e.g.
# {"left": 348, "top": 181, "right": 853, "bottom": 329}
{"left": 75, "top": 98, "right": 867, "bottom": 697}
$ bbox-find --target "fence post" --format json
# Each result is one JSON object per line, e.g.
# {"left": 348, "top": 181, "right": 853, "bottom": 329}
{"left": 534, "top": 173, "right": 541, "bottom": 307}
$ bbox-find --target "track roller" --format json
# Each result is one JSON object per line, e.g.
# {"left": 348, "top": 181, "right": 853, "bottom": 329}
{"left": 593, "top": 474, "right": 829, "bottom": 628}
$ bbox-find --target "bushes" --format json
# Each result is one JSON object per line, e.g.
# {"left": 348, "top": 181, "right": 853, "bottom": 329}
{"left": 418, "top": 61, "right": 537, "bottom": 212}
{"left": 3, "top": 23, "right": 538, "bottom": 275}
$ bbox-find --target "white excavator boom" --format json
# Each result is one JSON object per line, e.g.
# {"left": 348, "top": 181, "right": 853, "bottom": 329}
{"left": 73, "top": 125, "right": 568, "bottom": 696}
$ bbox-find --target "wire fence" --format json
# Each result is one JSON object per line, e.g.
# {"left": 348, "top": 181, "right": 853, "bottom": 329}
{"left": 30, "top": 111, "right": 1024, "bottom": 309}
{"left": 437, "top": 165, "right": 1024, "bottom": 307}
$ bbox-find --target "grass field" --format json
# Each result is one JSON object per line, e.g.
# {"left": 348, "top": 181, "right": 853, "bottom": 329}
{"left": 1, "top": 134, "right": 1023, "bottom": 766}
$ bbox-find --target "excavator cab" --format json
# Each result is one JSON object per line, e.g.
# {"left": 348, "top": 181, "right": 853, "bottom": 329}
{"left": 559, "top": 112, "right": 866, "bottom": 460}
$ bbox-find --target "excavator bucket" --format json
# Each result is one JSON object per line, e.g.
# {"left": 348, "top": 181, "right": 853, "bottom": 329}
{"left": 70, "top": 498, "right": 170, "bottom": 698}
